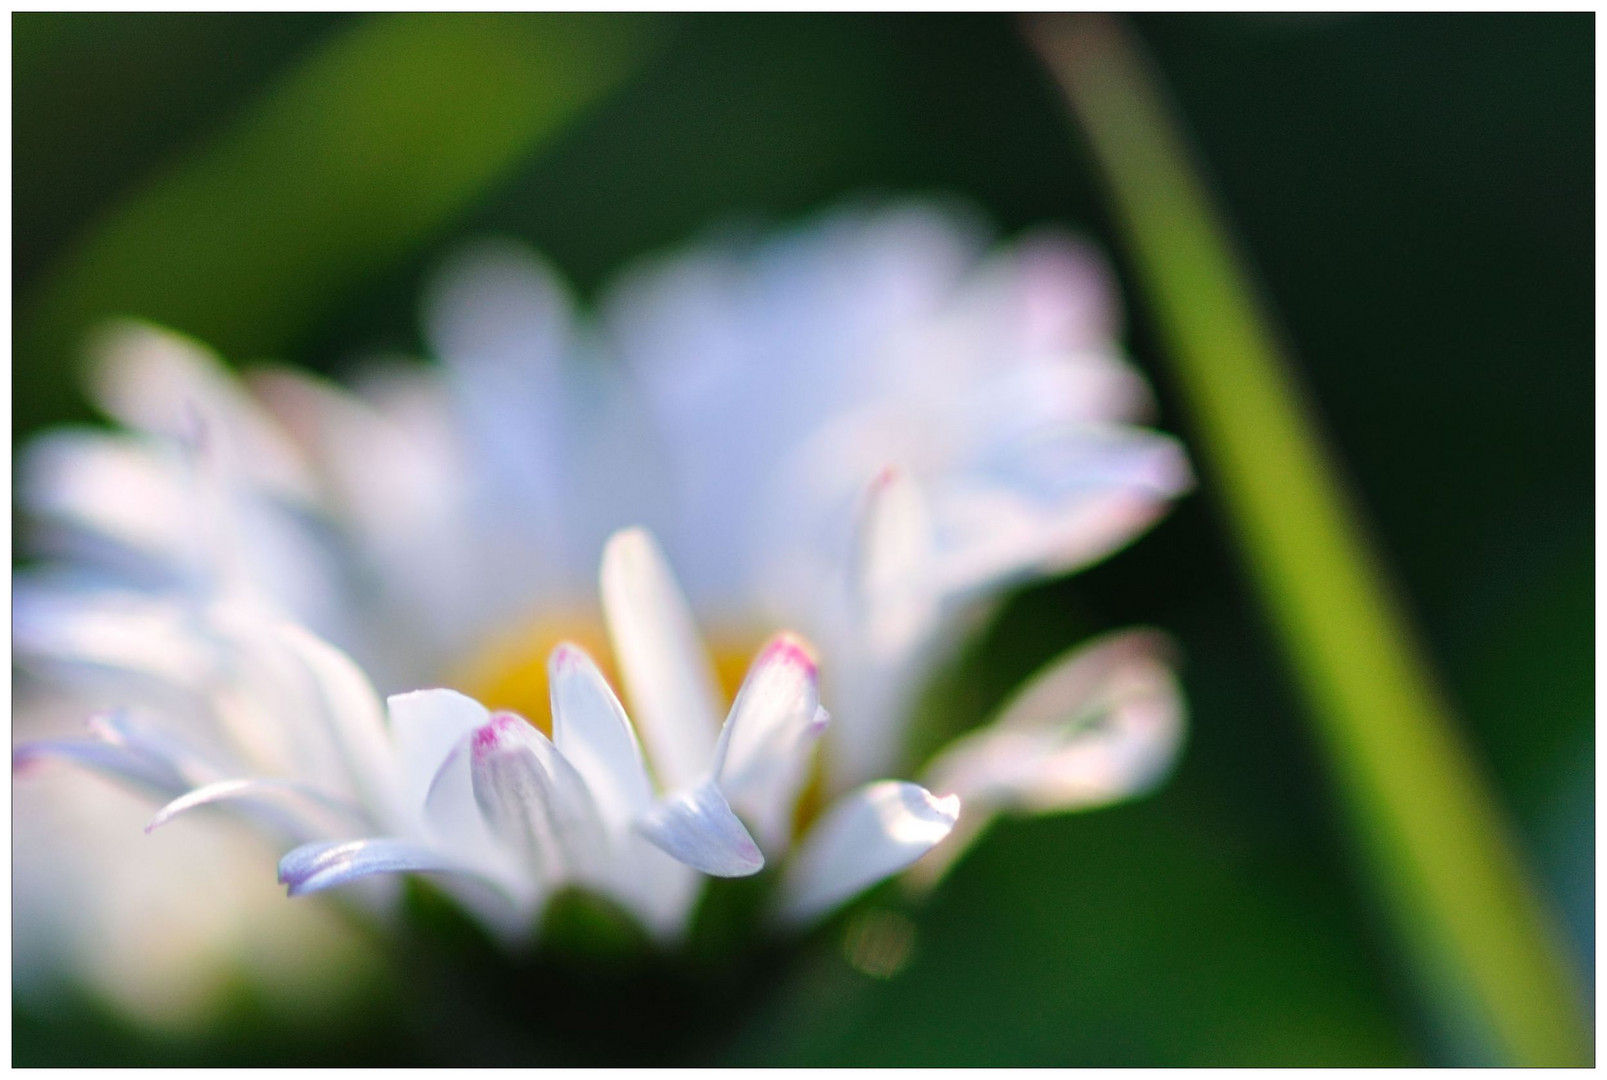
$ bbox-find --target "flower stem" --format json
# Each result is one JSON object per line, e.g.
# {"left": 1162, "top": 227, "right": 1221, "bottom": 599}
{"left": 1027, "top": 13, "right": 1588, "bottom": 1066}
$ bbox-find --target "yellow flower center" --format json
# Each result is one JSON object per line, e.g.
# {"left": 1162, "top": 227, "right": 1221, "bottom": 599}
{"left": 450, "top": 611, "right": 766, "bottom": 737}
{"left": 450, "top": 611, "right": 827, "bottom": 835}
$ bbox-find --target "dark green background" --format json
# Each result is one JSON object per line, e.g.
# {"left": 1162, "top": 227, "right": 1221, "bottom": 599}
{"left": 12, "top": 13, "right": 1593, "bottom": 1065}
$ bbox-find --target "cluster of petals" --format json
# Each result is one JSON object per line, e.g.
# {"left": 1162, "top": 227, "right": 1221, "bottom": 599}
{"left": 13, "top": 201, "right": 1190, "bottom": 984}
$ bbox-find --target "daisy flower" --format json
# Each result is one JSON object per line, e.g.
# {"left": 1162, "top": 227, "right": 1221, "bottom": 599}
{"left": 14, "top": 200, "right": 1189, "bottom": 1013}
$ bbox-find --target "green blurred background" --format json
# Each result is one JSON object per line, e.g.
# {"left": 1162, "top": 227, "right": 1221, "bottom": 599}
{"left": 12, "top": 12, "right": 1593, "bottom": 1065}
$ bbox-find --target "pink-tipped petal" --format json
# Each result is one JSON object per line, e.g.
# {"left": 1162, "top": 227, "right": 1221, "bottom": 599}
{"left": 469, "top": 713, "right": 607, "bottom": 886}
{"left": 386, "top": 688, "right": 490, "bottom": 818}
{"left": 713, "top": 633, "right": 830, "bottom": 853}
{"left": 777, "top": 781, "right": 960, "bottom": 926}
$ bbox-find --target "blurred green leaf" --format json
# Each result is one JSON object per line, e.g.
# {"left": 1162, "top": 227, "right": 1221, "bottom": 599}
{"left": 18, "top": 13, "right": 659, "bottom": 401}
{"left": 1029, "top": 13, "right": 1588, "bottom": 1065}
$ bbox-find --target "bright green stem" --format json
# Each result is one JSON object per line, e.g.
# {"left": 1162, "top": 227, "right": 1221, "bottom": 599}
{"left": 19, "top": 14, "right": 658, "bottom": 399}
{"left": 1029, "top": 14, "right": 1588, "bottom": 1067}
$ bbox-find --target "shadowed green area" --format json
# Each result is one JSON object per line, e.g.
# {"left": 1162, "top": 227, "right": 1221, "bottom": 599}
{"left": 16, "top": 12, "right": 657, "bottom": 430}
{"left": 12, "top": 13, "right": 1592, "bottom": 1067}
{"left": 1029, "top": 13, "right": 1588, "bottom": 1065}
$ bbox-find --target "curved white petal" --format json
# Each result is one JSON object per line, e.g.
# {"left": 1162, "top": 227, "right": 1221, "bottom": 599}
{"left": 270, "top": 622, "right": 402, "bottom": 826}
{"left": 387, "top": 688, "right": 490, "bottom": 816}
{"left": 599, "top": 528, "right": 721, "bottom": 792}
{"left": 637, "top": 781, "right": 764, "bottom": 878}
{"left": 146, "top": 777, "right": 371, "bottom": 836}
{"left": 278, "top": 837, "right": 475, "bottom": 897}
{"left": 548, "top": 643, "right": 655, "bottom": 831}
{"left": 468, "top": 712, "right": 608, "bottom": 887}
{"left": 13, "top": 710, "right": 220, "bottom": 800}
{"left": 13, "top": 587, "right": 217, "bottom": 689}
{"left": 922, "top": 629, "right": 1184, "bottom": 810}
{"left": 714, "top": 633, "right": 830, "bottom": 853}
{"left": 14, "top": 737, "right": 187, "bottom": 800}
{"left": 777, "top": 781, "right": 960, "bottom": 926}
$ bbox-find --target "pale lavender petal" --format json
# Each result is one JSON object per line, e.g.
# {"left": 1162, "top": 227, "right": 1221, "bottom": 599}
{"left": 19, "top": 431, "right": 200, "bottom": 570}
{"left": 637, "top": 781, "right": 765, "bottom": 878}
{"left": 278, "top": 837, "right": 470, "bottom": 897}
{"left": 932, "top": 427, "right": 1192, "bottom": 598}
{"left": 599, "top": 528, "right": 721, "bottom": 792}
{"left": 12, "top": 738, "right": 186, "bottom": 799}
{"left": 777, "top": 781, "right": 960, "bottom": 925}
{"left": 13, "top": 710, "right": 219, "bottom": 798}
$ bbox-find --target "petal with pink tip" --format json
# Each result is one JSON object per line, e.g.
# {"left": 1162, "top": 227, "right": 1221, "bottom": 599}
{"left": 714, "top": 633, "right": 831, "bottom": 853}
{"left": 469, "top": 712, "right": 608, "bottom": 886}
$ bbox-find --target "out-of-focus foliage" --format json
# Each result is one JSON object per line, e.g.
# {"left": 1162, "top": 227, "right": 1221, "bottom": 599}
{"left": 12, "top": 13, "right": 1592, "bottom": 1066}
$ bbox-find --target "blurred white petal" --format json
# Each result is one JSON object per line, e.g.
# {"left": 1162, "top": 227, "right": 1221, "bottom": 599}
{"left": 600, "top": 527, "right": 722, "bottom": 792}
{"left": 777, "top": 781, "right": 960, "bottom": 925}
{"left": 146, "top": 777, "right": 372, "bottom": 840}
{"left": 911, "top": 630, "right": 1185, "bottom": 888}
{"left": 90, "top": 321, "right": 314, "bottom": 500}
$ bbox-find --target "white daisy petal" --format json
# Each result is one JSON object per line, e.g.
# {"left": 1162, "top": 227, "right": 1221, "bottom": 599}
{"left": 145, "top": 777, "right": 371, "bottom": 837}
{"left": 14, "top": 737, "right": 189, "bottom": 800}
{"left": 278, "top": 837, "right": 476, "bottom": 897}
{"left": 19, "top": 431, "right": 201, "bottom": 574}
{"left": 637, "top": 781, "right": 765, "bottom": 878}
{"left": 468, "top": 712, "right": 609, "bottom": 887}
{"left": 600, "top": 527, "right": 721, "bottom": 792}
{"left": 923, "top": 629, "right": 1184, "bottom": 810}
{"left": 777, "top": 781, "right": 960, "bottom": 925}
{"left": 909, "top": 631, "right": 1184, "bottom": 890}
{"left": 89, "top": 321, "right": 313, "bottom": 500}
{"left": 386, "top": 689, "right": 490, "bottom": 817}
{"left": 548, "top": 643, "right": 655, "bottom": 831}
{"left": 13, "top": 586, "right": 215, "bottom": 690}
{"left": 270, "top": 623, "right": 402, "bottom": 826}
{"left": 715, "top": 633, "right": 831, "bottom": 853}
{"left": 853, "top": 467, "right": 940, "bottom": 661}
{"left": 933, "top": 427, "right": 1193, "bottom": 599}
{"left": 13, "top": 710, "right": 221, "bottom": 799}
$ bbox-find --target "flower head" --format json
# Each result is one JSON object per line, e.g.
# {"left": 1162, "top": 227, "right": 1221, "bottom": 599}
{"left": 15, "top": 201, "right": 1188, "bottom": 1012}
